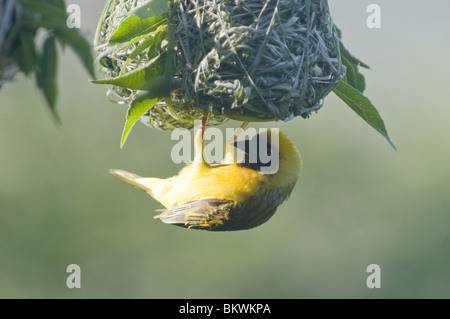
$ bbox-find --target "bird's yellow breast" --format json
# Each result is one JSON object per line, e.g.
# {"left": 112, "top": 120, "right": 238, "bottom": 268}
{"left": 163, "top": 162, "right": 266, "bottom": 208}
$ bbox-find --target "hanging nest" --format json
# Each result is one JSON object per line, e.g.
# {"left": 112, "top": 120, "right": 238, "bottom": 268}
{"left": 95, "top": 0, "right": 345, "bottom": 131}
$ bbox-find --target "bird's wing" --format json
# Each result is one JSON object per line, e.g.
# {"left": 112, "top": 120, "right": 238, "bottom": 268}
{"left": 154, "top": 198, "right": 237, "bottom": 231}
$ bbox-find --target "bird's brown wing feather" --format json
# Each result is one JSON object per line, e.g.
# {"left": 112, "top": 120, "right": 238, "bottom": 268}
{"left": 154, "top": 198, "right": 237, "bottom": 231}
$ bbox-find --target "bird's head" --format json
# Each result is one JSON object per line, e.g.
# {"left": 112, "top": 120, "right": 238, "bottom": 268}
{"left": 233, "top": 129, "right": 301, "bottom": 177}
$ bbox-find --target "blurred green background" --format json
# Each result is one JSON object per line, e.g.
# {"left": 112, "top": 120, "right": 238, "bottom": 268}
{"left": 1, "top": 0, "right": 449, "bottom": 298}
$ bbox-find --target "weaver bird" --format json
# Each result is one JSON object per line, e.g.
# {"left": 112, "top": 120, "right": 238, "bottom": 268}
{"left": 110, "top": 126, "right": 301, "bottom": 231}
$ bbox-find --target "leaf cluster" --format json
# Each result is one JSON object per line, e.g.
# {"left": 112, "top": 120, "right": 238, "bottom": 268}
{"left": 94, "top": 0, "right": 177, "bottom": 147}
{"left": 333, "top": 29, "right": 396, "bottom": 150}
{"left": 0, "top": 0, "right": 94, "bottom": 122}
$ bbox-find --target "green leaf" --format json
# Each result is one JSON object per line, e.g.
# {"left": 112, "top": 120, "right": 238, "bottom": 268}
{"left": 335, "top": 26, "right": 368, "bottom": 93}
{"left": 93, "top": 52, "right": 166, "bottom": 90}
{"left": 110, "top": 14, "right": 168, "bottom": 43}
{"left": 21, "top": 17, "right": 69, "bottom": 33}
{"left": 126, "top": 0, "right": 170, "bottom": 19}
{"left": 340, "top": 41, "right": 370, "bottom": 70}
{"left": 339, "top": 43, "right": 367, "bottom": 93}
{"left": 119, "top": 25, "right": 168, "bottom": 75}
{"left": 120, "top": 76, "right": 172, "bottom": 147}
{"left": 21, "top": 1, "right": 67, "bottom": 20}
{"left": 20, "top": 13, "right": 94, "bottom": 78}
{"left": 14, "top": 31, "right": 37, "bottom": 75}
{"left": 50, "top": 0, "right": 66, "bottom": 10}
{"left": 333, "top": 81, "right": 396, "bottom": 150}
{"left": 54, "top": 29, "right": 95, "bottom": 78}
{"left": 35, "top": 36, "right": 59, "bottom": 123}
{"left": 354, "top": 70, "right": 366, "bottom": 93}
{"left": 121, "top": 97, "right": 158, "bottom": 148}
{"left": 95, "top": 25, "right": 164, "bottom": 64}
{"left": 341, "top": 55, "right": 357, "bottom": 90}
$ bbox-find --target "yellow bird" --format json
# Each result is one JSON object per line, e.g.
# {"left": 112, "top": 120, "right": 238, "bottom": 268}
{"left": 110, "top": 127, "right": 301, "bottom": 231}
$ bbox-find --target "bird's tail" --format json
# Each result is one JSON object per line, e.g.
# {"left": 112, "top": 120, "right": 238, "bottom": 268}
{"left": 109, "top": 169, "right": 172, "bottom": 205}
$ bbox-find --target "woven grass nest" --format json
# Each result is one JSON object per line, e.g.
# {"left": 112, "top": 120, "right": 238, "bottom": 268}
{"left": 95, "top": 0, "right": 346, "bottom": 131}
